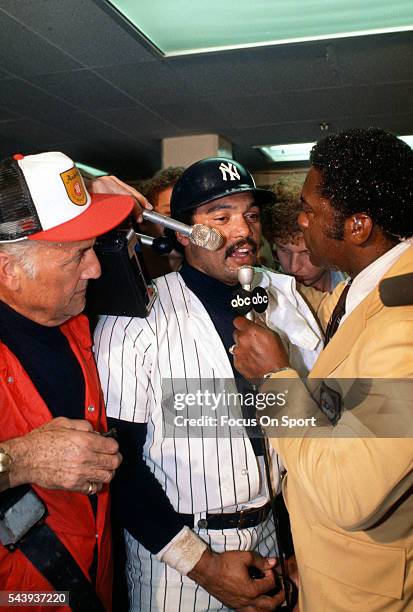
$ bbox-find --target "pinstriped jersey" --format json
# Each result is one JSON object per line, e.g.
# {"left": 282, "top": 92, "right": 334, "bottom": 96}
{"left": 94, "top": 270, "right": 322, "bottom": 515}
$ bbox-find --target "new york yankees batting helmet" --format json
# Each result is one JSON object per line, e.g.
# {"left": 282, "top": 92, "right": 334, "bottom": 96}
{"left": 170, "top": 157, "right": 276, "bottom": 216}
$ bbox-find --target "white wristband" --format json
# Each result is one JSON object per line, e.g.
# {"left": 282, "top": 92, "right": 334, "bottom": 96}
{"left": 156, "top": 526, "right": 208, "bottom": 575}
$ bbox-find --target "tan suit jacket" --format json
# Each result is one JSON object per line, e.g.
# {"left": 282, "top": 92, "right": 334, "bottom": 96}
{"left": 268, "top": 246, "right": 413, "bottom": 611}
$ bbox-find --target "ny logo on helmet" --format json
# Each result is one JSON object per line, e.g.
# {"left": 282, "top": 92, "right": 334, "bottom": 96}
{"left": 219, "top": 162, "right": 240, "bottom": 182}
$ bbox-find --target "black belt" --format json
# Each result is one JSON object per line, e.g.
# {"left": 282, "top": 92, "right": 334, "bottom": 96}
{"left": 18, "top": 522, "right": 106, "bottom": 612}
{"left": 179, "top": 502, "right": 271, "bottom": 530}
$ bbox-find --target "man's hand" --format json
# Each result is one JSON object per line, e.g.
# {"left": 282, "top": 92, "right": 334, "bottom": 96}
{"left": 236, "top": 556, "right": 300, "bottom": 612}
{"left": 187, "top": 549, "right": 284, "bottom": 610}
{"left": 87, "top": 175, "right": 152, "bottom": 223}
{"left": 3, "top": 417, "right": 122, "bottom": 495}
{"left": 232, "top": 317, "right": 290, "bottom": 379}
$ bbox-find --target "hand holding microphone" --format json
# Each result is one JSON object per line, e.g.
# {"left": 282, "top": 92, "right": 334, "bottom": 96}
{"left": 88, "top": 173, "right": 223, "bottom": 252}
{"left": 231, "top": 267, "right": 298, "bottom": 611}
{"left": 231, "top": 266, "right": 289, "bottom": 379}
{"left": 232, "top": 317, "right": 289, "bottom": 379}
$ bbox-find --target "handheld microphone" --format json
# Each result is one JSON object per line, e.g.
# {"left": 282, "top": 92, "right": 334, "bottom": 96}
{"left": 238, "top": 266, "right": 255, "bottom": 321}
{"left": 234, "top": 266, "right": 296, "bottom": 610}
{"left": 231, "top": 266, "right": 269, "bottom": 318}
{"left": 379, "top": 273, "right": 413, "bottom": 307}
{"left": 141, "top": 209, "right": 224, "bottom": 251}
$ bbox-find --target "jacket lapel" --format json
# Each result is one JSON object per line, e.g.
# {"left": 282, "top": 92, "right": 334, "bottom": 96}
{"left": 310, "top": 291, "right": 373, "bottom": 377}
{"left": 310, "top": 245, "right": 413, "bottom": 377}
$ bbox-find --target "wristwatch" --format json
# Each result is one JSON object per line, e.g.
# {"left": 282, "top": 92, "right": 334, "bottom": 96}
{"left": 0, "top": 447, "right": 12, "bottom": 492}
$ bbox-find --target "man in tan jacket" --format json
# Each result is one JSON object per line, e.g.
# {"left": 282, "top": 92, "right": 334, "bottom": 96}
{"left": 231, "top": 128, "right": 413, "bottom": 611}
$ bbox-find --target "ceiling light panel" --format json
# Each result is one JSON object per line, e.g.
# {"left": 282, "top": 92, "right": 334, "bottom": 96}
{"left": 258, "top": 134, "right": 413, "bottom": 162}
{"left": 108, "top": 0, "right": 413, "bottom": 56}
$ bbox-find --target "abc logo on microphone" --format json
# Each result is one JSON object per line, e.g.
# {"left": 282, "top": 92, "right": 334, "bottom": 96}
{"left": 231, "top": 287, "right": 269, "bottom": 315}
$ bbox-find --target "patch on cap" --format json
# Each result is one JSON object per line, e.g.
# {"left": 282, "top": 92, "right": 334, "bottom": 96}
{"left": 60, "top": 166, "right": 87, "bottom": 206}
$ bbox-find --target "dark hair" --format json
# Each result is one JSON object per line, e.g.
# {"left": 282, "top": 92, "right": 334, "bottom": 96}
{"left": 139, "top": 166, "right": 185, "bottom": 206}
{"left": 310, "top": 128, "right": 413, "bottom": 239}
{"left": 261, "top": 179, "right": 303, "bottom": 243}
{"left": 262, "top": 200, "right": 303, "bottom": 243}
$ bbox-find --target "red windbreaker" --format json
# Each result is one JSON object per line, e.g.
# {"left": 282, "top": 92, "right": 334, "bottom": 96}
{"left": 0, "top": 314, "right": 112, "bottom": 611}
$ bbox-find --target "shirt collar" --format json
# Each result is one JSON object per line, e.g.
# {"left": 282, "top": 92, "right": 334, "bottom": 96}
{"left": 342, "top": 239, "right": 413, "bottom": 323}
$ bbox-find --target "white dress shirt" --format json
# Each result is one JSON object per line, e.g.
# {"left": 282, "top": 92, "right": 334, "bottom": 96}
{"left": 340, "top": 239, "right": 413, "bottom": 326}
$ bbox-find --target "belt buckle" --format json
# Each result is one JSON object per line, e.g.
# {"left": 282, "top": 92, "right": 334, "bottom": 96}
{"left": 237, "top": 504, "right": 267, "bottom": 529}
{"left": 237, "top": 509, "right": 246, "bottom": 529}
{"left": 237, "top": 508, "right": 254, "bottom": 529}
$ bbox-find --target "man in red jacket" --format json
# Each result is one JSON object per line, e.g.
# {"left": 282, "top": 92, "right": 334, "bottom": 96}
{"left": 0, "top": 151, "right": 137, "bottom": 611}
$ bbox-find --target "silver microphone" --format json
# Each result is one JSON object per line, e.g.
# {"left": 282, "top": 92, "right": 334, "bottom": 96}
{"left": 142, "top": 210, "right": 224, "bottom": 251}
{"left": 238, "top": 265, "right": 255, "bottom": 321}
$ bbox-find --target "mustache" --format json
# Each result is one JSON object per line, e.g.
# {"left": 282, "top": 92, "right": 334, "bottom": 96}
{"left": 225, "top": 238, "right": 258, "bottom": 258}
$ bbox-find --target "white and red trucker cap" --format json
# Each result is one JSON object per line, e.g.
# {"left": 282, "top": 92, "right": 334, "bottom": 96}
{"left": 0, "top": 151, "right": 134, "bottom": 242}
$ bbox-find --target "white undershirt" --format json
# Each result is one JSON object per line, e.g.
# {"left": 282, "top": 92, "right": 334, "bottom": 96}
{"left": 340, "top": 239, "right": 413, "bottom": 326}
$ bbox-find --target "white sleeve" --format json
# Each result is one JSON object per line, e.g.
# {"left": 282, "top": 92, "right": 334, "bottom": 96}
{"left": 94, "top": 315, "right": 153, "bottom": 423}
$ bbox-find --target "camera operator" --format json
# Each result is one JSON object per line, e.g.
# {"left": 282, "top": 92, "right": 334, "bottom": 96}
{"left": 0, "top": 151, "right": 145, "bottom": 610}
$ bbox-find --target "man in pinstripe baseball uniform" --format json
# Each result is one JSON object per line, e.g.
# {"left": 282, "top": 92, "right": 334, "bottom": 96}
{"left": 95, "top": 158, "right": 323, "bottom": 611}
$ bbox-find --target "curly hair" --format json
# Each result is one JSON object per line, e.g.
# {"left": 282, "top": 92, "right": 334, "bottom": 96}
{"left": 260, "top": 177, "right": 304, "bottom": 243}
{"left": 139, "top": 166, "right": 185, "bottom": 206}
{"left": 310, "top": 128, "right": 413, "bottom": 239}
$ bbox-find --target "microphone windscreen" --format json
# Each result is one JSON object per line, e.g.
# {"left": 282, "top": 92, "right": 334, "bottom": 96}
{"left": 238, "top": 265, "right": 254, "bottom": 286}
{"left": 379, "top": 273, "right": 413, "bottom": 307}
{"left": 191, "top": 225, "right": 224, "bottom": 250}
